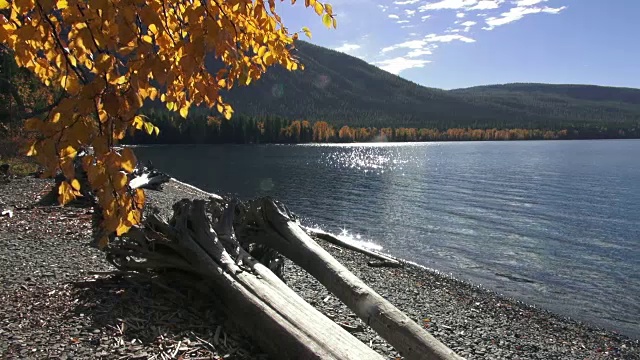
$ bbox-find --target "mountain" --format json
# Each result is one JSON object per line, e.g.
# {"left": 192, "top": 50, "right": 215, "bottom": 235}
{"left": 452, "top": 83, "right": 640, "bottom": 105}
{"left": 450, "top": 83, "right": 640, "bottom": 129}
{"left": 195, "top": 41, "right": 640, "bottom": 130}
{"left": 219, "top": 41, "right": 514, "bottom": 129}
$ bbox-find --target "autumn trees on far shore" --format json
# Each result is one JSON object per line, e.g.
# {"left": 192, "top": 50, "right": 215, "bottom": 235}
{"left": 125, "top": 111, "right": 638, "bottom": 145}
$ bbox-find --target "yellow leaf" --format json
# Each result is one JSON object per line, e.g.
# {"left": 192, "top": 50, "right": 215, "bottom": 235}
{"left": 148, "top": 88, "right": 158, "bottom": 101}
{"left": 58, "top": 181, "right": 76, "bottom": 205}
{"left": 153, "top": 126, "right": 159, "bottom": 136}
{"left": 134, "top": 188, "right": 145, "bottom": 208}
{"left": 112, "top": 171, "right": 128, "bottom": 190}
{"left": 56, "top": 0, "right": 68, "bottom": 9}
{"left": 0, "top": 0, "right": 10, "bottom": 10}
{"left": 179, "top": 106, "right": 188, "bottom": 118}
{"left": 144, "top": 121, "right": 154, "bottom": 135}
{"left": 324, "top": 3, "right": 333, "bottom": 15}
{"left": 120, "top": 147, "right": 137, "bottom": 173}
{"left": 133, "top": 115, "right": 145, "bottom": 130}
{"left": 112, "top": 75, "right": 127, "bottom": 85}
{"left": 314, "top": 1, "right": 323, "bottom": 15}
{"left": 95, "top": 54, "right": 112, "bottom": 73}
{"left": 257, "top": 46, "right": 267, "bottom": 58}
{"left": 98, "top": 109, "right": 108, "bottom": 123}
{"left": 302, "top": 26, "right": 312, "bottom": 39}
{"left": 148, "top": 23, "right": 158, "bottom": 34}
{"left": 71, "top": 179, "right": 81, "bottom": 191}
{"left": 127, "top": 209, "right": 141, "bottom": 225}
{"left": 26, "top": 143, "right": 37, "bottom": 156}
{"left": 116, "top": 222, "right": 130, "bottom": 236}
{"left": 63, "top": 145, "right": 77, "bottom": 158}
{"left": 322, "top": 13, "right": 332, "bottom": 28}
{"left": 223, "top": 105, "right": 233, "bottom": 120}
{"left": 142, "top": 35, "right": 153, "bottom": 44}
{"left": 332, "top": 17, "right": 337, "bottom": 29}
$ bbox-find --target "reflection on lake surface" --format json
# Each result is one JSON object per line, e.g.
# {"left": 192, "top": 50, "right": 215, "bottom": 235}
{"left": 134, "top": 140, "right": 640, "bottom": 339}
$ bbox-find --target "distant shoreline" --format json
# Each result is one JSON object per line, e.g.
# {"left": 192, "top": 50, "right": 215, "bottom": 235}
{"left": 123, "top": 136, "right": 640, "bottom": 147}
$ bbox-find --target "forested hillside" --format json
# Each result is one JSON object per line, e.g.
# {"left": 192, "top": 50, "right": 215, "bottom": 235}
{"left": 203, "top": 41, "right": 640, "bottom": 130}
{"left": 215, "top": 41, "right": 513, "bottom": 129}
{"left": 451, "top": 83, "right": 640, "bottom": 129}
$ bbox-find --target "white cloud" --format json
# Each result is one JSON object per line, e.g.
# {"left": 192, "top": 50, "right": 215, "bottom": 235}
{"left": 397, "top": 20, "right": 410, "bottom": 23}
{"left": 484, "top": 5, "right": 566, "bottom": 29}
{"left": 514, "top": 0, "right": 547, "bottom": 6}
{"left": 424, "top": 33, "right": 476, "bottom": 42}
{"left": 421, "top": 15, "right": 432, "bottom": 21}
{"left": 456, "top": 12, "right": 466, "bottom": 18}
{"left": 401, "top": 24, "right": 417, "bottom": 28}
{"left": 393, "top": 0, "right": 420, "bottom": 4}
{"left": 418, "top": 0, "right": 505, "bottom": 12}
{"left": 375, "top": 57, "right": 431, "bottom": 74}
{"left": 378, "top": 4, "right": 389, "bottom": 12}
{"left": 458, "top": 20, "right": 477, "bottom": 31}
{"left": 419, "top": 0, "right": 477, "bottom": 11}
{"left": 334, "top": 43, "right": 361, "bottom": 53}
{"left": 407, "top": 49, "right": 434, "bottom": 57}
{"left": 382, "top": 39, "right": 432, "bottom": 53}
{"left": 388, "top": 14, "right": 400, "bottom": 19}
{"left": 405, "top": 9, "right": 416, "bottom": 16}
{"left": 469, "top": 0, "right": 504, "bottom": 10}
{"left": 381, "top": 33, "right": 473, "bottom": 56}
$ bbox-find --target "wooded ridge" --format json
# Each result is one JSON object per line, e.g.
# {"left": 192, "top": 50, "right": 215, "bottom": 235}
{"left": 207, "top": 41, "right": 640, "bottom": 130}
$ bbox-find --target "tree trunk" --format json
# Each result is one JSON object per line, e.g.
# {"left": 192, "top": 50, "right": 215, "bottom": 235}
{"left": 237, "top": 198, "right": 462, "bottom": 360}
{"left": 303, "top": 226, "right": 403, "bottom": 267}
{"left": 108, "top": 199, "right": 382, "bottom": 359}
{"left": 105, "top": 194, "right": 461, "bottom": 360}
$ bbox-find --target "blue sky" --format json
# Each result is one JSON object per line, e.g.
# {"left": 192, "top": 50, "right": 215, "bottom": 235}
{"left": 276, "top": 0, "right": 640, "bottom": 90}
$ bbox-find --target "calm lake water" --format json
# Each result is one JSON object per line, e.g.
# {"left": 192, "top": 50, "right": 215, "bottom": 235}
{"left": 134, "top": 140, "right": 640, "bottom": 339}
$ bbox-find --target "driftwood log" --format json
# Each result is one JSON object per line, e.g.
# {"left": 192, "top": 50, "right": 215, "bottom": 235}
{"left": 102, "top": 189, "right": 461, "bottom": 360}
{"left": 238, "top": 198, "right": 460, "bottom": 359}
{"left": 303, "top": 226, "right": 404, "bottom": 267}
{"left": 107, "top": 200, "right": 381, "bottom": 359}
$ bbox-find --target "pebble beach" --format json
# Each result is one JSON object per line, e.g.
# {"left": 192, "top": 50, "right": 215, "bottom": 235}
{"left": 1, "top": 175, "right": 638, "bottom": 359}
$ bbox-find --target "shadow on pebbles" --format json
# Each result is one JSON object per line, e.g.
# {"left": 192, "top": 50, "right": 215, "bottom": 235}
{"left": 1, "top": 176, "right": 638, "bottom": 360}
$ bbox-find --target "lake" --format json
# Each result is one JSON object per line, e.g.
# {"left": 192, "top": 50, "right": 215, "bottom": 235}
{"left": 133, "top": 140, "right": 640, "bottom": 339}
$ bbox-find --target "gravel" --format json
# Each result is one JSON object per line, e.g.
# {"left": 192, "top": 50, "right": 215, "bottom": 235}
{"left": 1, "top": 176, "right": 639, "bottom": 359}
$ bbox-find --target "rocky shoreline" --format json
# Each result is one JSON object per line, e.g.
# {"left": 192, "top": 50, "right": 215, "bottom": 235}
{"left": 1, "top": 176, "right": 638, "bottom": 359}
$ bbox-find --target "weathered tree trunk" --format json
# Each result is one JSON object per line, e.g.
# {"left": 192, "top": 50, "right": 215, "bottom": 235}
{"left": 303, "top": 226, "right": 403, "bottom": 267}
{"left": 237, "top": 198, "right": 462, "bottom": 360}
{"left": 108, "top": 200, "right": 382, "bottom": 359}
{"left": 105, "top": 194, "right": 461, "bottom": 360}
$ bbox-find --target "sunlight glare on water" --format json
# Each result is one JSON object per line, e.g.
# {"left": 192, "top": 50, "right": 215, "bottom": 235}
{"left": 314, "top": 143, "right": 430, "bottom": 174}
{"left": 304, "top": 226, "right": 384, "bottom": 251}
